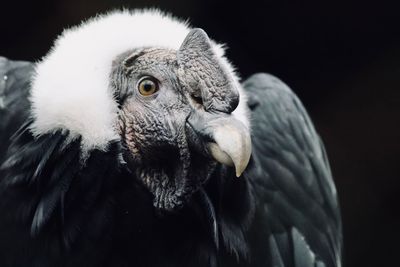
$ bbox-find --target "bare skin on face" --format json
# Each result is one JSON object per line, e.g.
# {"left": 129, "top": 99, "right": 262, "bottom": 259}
{"left": 111, "top": 29, "right": 251, "bottom": 211}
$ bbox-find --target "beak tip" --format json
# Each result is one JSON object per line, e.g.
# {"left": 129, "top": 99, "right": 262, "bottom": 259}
{"left": 234, "top": 154, "right": 251, "bottom": 178}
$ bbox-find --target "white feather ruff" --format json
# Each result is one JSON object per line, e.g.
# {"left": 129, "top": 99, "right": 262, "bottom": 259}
{"left": 29, "top": 9, "right": 249, "bottom": 151}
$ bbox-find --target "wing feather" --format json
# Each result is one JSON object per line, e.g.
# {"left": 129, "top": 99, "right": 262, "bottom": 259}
{"left": 243, "top": 73, "right": 342, "bottom": 267}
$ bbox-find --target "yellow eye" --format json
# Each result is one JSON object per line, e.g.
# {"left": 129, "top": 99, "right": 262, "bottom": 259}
{"left": 138, "top": 77, "right": 158, "bottom": 96}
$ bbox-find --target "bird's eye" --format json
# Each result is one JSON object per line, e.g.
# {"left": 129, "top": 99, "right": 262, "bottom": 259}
{"left": 137, "top": 77, "right": 159, "bottom": 96}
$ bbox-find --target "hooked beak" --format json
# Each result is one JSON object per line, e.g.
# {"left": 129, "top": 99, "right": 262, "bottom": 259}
{"left": 188, "top": 114, "right": 252, "bottom": 177}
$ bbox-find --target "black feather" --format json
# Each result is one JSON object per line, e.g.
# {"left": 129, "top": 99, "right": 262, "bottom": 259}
{"left": 197, "top": 187, "right": 219, "bottom": 250}
{"left": 242, "top": 73, "right": 342, "bottom": 267}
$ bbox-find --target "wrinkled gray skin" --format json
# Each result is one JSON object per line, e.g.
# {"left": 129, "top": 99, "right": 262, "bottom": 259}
{"left": 110, "top": 29, "right": 249, "bottom": 211}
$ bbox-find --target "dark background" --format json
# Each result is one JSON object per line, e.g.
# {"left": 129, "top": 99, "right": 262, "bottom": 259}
{"left": 1, "top": 1, "right": 399, "bottom": 266}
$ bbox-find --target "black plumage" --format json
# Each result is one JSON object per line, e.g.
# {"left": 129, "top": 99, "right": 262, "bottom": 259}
{"left": 0, "top": 56, "right": 342, "bottom": 267}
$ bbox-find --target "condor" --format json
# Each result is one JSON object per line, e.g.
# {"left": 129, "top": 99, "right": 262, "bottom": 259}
{"left": 0, "top": 10, "right": 342, "bottom": 267}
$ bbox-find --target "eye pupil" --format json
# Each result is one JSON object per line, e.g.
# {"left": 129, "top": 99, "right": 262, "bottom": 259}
{"left": 143, "top": 83, "right": 153, "bottom": 91}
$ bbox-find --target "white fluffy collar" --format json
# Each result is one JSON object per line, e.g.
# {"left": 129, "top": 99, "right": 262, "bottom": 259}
{"left": 29, "top": 9, "right": 248, "bottom": 151}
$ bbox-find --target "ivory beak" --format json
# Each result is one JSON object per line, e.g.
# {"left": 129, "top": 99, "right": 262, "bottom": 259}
{"left": 207, "top": 120, "right": 251, "bottom": 177}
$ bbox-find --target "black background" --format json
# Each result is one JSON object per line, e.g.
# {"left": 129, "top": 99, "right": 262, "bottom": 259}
{"left": 1, "top": 1, "right": 399, "bottom": 266}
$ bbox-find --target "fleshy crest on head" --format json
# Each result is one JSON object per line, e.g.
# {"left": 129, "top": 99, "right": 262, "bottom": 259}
{"left": 29, "top": 9, "right": 249, "bottom": 152}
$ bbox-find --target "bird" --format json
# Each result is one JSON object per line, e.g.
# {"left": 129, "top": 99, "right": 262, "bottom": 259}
{"left": 0, "top": 9, "right": 342, "bottom": 267}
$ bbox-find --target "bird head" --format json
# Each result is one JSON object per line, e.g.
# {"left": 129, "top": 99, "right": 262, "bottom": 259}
{"left": 29, "top": 11, "right": 251, "bottom": 212}
{"left": 112, "top": 29, "right": 251, "bottom": 211}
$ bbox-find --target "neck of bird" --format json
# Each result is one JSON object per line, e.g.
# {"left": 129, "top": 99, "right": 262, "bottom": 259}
{"left": 1, "top": 123, "right": 254, "bottom": 261}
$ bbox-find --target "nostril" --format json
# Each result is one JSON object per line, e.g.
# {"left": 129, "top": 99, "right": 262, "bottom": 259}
{"left": 189, "top": 90, "right": 239, "bottom": 113}
{"left": 190, "top": 94, "right": 204, "bottom": 108}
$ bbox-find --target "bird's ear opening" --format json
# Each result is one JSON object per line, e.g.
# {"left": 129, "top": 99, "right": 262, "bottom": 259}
{"left": 122, "top": 50, "right": 146, "bottom": 70}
